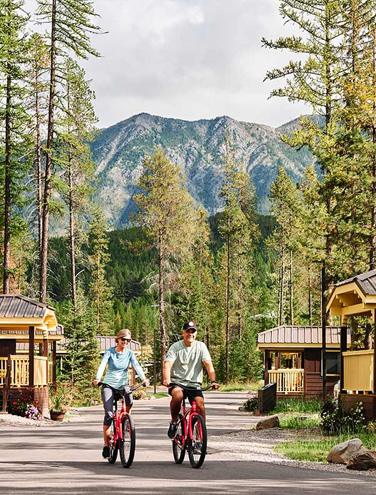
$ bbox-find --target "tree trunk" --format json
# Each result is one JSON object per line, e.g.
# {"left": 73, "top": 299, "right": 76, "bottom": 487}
{"left": 308, "top": 265, "right": 313, "bottom": 326}
{"left": 225, "top": 236, "right": 230, "bottom": 383}
{"left": 40, "top": 0, "right": 57, "bottom": 303}
{"left": 289, "top": 250, "right": 294, "bottom": 325}
{"left": 279, "top": 245, "right": 285, "bottom": 326}
{"left": 369, "top": 30, "right": 376, "bottom": 270}
{"left": 3, "top": 70, "right": 12, "bottom": 294}
{"left": 158, "top": 233, "right": 166, "bottom": 376}
{"left": 68, "top": 151, "right": 77, "bottom": 309}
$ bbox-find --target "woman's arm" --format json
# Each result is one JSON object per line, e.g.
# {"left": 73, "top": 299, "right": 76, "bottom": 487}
{"left": 94, "top": 349, "right": 110, "bottom": 384}
{"left": 129, "top": 351, "right": 146, "bottom": 382}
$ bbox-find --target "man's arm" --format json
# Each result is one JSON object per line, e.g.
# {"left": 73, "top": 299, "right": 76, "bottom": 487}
{"left": 162, "top": 360, "right": 173, "bottom": 387}
{"left": 203, "top": 361, "right": 219, "bottom": 389}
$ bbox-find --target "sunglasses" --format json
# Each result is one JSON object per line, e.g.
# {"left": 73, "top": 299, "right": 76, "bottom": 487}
{"left": 121, "top": 338, "right": 131, "bottom": 342}
{"left": 185, "top": 329, "right": 197, "bottom": 334}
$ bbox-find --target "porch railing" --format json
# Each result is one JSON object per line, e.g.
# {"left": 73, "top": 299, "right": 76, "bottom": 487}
{"left": 0, "top": 355, "right": 49, "bottom": 387}
{"left": 343, "top": 350, "right": 374, "bottom": 392}
{"left": 268, "top": 369, "right": 304, "bottom": 394}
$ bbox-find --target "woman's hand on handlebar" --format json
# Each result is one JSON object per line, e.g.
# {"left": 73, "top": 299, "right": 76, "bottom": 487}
{"left": 142, "top": 379, "right": 150, "bottom": 387}
{"left": 93, "top": 379, "right": 99, "bottom": 387}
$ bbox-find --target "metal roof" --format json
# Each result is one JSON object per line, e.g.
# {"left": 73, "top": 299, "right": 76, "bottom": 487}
{"left": 0, "top": 294, "right": 54, "bottom": 318}
{"left": 335, "top": 269, "right": 376, "bottom": 295}
{"left": 16, "top": 336, "right": 141, "bottom": 354}
{"left": 258, "top": 325, "right": 348, "bottom": 345}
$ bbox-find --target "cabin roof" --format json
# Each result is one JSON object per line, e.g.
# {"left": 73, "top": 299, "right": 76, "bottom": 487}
{"left": 257, "top": 325, "right": 348, "bottom": 348}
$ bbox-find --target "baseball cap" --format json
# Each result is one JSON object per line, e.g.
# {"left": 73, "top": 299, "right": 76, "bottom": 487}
{"left": 183, "top": 321, "right": 197, "bottom": 331}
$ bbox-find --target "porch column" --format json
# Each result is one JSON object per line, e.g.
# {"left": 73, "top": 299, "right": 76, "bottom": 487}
{"left": 29, "top": 326, "right": 35, "bottom": 388}
{"left": 43, "top": 338, "right": 49, "bottom": 384}
{"left": 340, "top": 326, "right": 347, "bottom": 394}
{"left": 264, "top": 350, "right": 270, "bottom": 385}
{"left": 374, "top": 310, "right": 376, "bottom": 394}
{"left": 52, "top": 341, "right": 57, "bottom": 387}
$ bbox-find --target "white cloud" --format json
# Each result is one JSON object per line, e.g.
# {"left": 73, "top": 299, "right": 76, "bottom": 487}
{"left": 29, "top": 0, "right": 309, "bottom": 128}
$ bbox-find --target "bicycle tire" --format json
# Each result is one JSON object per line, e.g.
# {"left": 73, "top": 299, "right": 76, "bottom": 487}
{"left": 119, "top": 413, "right": 136, "bottom": 468}
{"left": 108, "top": 419, "right": 118, "bottom": 464}
{"left": 187, "top": 414, "right": 207, "bottom": 469}
{"left": 172, "top": 414, "right": 186, "bottom": 464}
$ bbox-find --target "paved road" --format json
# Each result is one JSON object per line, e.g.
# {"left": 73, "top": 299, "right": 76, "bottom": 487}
{"left": 1, "top": 392, "right": 375, "bottom": 494}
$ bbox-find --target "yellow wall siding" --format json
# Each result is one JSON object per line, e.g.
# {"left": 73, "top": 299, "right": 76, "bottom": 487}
{"left": 343, "top": 350, "right": 374, "bottom": 392}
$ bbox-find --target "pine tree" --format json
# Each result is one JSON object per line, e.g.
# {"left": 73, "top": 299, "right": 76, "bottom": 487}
{"left": 218, "top": 141, "right": 259, "bottom": 383}
{"left": 0, "top": 0, "right": 32, "bottom": 293}
{"left": 56, "top": 57, "right": 97, "bottom": 309}
{"left": 36, "top": 0, "right": 101, "bottom": 302}
{"left": 87, "top": 208, "right": 113, "bottom": 335}
{"left": 134, "top": 148, "right": 198, "bottom": 371}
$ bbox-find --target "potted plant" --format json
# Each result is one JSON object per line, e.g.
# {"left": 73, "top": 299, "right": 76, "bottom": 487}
{"left": 49, "top": 387, "right": 68, "bottom": 421}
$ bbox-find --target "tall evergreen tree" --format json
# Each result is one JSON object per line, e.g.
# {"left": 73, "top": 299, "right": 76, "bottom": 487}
{"left": 87, "top": 208, "right": 113, "bottom": 335}
{"left": 36, "top": 0, "right": 101, "bottom": 302}
{"left": 134, "top": 148, "right": 197, "bottom": 371}
{"left": 0, "top": 0, "right": 32, "bottom": 293}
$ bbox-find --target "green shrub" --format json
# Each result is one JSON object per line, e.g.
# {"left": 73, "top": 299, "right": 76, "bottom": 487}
{"left": 243, "top": 396, "right": 259, "bottom": 412}
{"left": 320, "top": 399, "right": 365, "bottom": 435}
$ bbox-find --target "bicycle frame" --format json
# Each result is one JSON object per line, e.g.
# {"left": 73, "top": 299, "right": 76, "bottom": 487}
{"left": 175, "top": 397, "right": 202, "bottom": 449}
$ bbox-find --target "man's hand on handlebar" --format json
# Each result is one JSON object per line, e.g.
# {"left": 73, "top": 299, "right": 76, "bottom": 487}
{"left": 211, "top": 381, "right": 220, "bottom": 390}
{"left": 162, "top": 379, "right": 170, "bottom": 387}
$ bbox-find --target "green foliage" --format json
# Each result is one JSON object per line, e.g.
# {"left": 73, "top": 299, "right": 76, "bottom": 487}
{"left": 273, "top": 398, "right": 322, "bottom": 414}
{"left": 275, "top": 431, "right": 376, "bottom": 463}
{"left": 320, "top": 399, "right": 366, "bottom": 435}
{"left": 279, "top": 414, "right": 320, "bottom": 429}
{"left": 243, "top": 396, "right": 259, "bottom": 412}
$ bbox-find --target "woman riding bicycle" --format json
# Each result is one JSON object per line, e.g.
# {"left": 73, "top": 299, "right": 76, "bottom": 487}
{"left": 94, "top": 328, "right": 149, "bottom": 459}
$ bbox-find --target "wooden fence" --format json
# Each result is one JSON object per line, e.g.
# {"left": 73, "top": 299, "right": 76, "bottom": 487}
{"left": 0, "top": 356, "right": 49, "bottom": 387}
{"left": 268, "top": 369, "right": 304, "bottom": 394}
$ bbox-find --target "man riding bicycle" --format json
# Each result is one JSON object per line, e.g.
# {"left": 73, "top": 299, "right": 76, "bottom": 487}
{"left": 162, "top": 320, "right": 219, "bottom": 438}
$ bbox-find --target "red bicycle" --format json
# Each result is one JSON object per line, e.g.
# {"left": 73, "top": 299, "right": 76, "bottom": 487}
{"left": 99, "top": 382, "right": 144, "bottom": 468}
{"left": 171, "top": 384, "right": 212, "bottom": 469}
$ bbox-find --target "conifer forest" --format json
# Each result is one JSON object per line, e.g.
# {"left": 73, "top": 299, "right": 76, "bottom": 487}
{"left": 2, "top": 1, "right": 376, "bottom": 394}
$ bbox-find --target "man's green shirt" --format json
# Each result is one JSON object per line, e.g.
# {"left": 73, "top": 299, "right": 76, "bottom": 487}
{"left": 165, "top": 340, "right": 211, "bottom": 388}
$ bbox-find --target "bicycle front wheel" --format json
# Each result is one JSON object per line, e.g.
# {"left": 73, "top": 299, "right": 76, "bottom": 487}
{"left": 119, "top": 413, "right": 136, "bottom": 468}
{"left": 108, "top": 419, "right": 118, "bottom": 464}
{"left": 187, "top": 414, "right": 207, "bottom": 469}
{"left": 172, "top": 414, "right": 186, "bottom": 464}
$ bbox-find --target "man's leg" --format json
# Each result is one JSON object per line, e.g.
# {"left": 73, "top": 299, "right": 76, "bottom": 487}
{"left": 170, "top": 386, "right": 184, "bottom": 422}
{"left": 195, "top": 396, "right": 206, "bottom": 421}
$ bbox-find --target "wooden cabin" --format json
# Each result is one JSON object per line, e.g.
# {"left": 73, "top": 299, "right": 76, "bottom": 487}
{"left": 258, "top": 325, "right": 350, "bottom": 398}
{"left": 0, "top": 294, "right": 63, "bottom": 416}
{"left": 327, "top": 269, "right": 376, "bottom": 420}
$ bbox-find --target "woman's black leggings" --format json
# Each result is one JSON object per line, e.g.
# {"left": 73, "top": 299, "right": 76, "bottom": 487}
{"left": 101, "top": 384, "right": 133, "bottom": 426}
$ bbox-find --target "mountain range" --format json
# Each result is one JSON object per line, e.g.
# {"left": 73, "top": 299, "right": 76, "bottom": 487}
{"left": 90, "top": 113, "right": 313, "bottom": 227}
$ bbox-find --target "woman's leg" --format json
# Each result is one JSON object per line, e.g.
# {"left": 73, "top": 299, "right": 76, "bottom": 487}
{"left": 101, "top": 386, "right": 115, "bottom": 446}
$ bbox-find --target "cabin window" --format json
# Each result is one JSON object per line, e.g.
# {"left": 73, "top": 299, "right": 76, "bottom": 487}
{"left": 326, "top": 351, "right": 340, "bottom": 375}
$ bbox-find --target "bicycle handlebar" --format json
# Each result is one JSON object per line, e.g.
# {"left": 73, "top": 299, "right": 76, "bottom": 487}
{"left": 95, "top": 381, "right": 146, "bottom": 393}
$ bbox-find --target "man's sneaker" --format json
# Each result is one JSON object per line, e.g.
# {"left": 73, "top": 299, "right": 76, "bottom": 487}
{"left": 167, "top": 422, "right": 178, "bottom": 439}
{"left": 102, "top": 446, "right": 110, "bottom": 458}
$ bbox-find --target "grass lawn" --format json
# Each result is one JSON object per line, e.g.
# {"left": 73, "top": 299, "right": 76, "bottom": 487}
{"left": 218, "top": 381, "right": 264, "bottom": 392}
{"left": 275, "top": 431, "right": 376, "bottom": 463}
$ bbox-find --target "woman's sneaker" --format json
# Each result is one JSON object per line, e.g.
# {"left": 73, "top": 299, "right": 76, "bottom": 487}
{"left": 102, "top": 446, "right": 110, "bottom": 458}
{"left": 167, "top": 422, "right": 178, "bottom": 439}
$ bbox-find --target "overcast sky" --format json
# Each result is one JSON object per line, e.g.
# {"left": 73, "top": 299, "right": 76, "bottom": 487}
{"left": 32, "top": 0, "right": 308, "bottom": 129}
